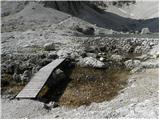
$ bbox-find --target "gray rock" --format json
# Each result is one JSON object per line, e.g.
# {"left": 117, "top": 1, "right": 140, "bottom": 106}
{"left": 21, "top": 70, "right": 31, "bottom": 82}
{"left": 32, "top": 66, "right": 41, "bottom": 74}
{"left": 80, "top": 52, "right": 87, "bottom": 58}
{"left": 142, "top": 61, "right": 159, "bottom": 69}
{"left": 149, "top": 42, "right": 155, "bottom": 47}
{"left": 43, "top": 101, "right": 58, "bottom": 110}
{"left": 141, "top": 28, "right": 150, "bottom": 34}
{"left": 134, "top": 54, "right": 150, "bottom": 61}
{"left": 134, "top": 45, "right": 150, "bottom": 54}
{"left": 28, "top": 55, "right": 39, "bottom": 64}
{"left": 4, "top": 60, "right": 20, "bottom": 74}
{"left": 48, "top": 69, "right": 66, "bottom": 86}
{"left": 135, "top": 30, "right": 139, "bottom": 34}
{"left": 6, "top": 63, "right": 15, "bottom": 74}
{"left": 38, "top": 52, "right": 47, "bottom": 59}
{"left": 78, "top": 57, "right": 106, "bottom": 68}
{"left": 54, "top": 69, "right": 66, "bottom": 80}
{"left": 76, "top": 26, "right": 95, "bottom": 35}
{"left": 19, "top": 62, "right": 33, "bottom": 72}
{"left": 13, "top": 73, "right": 21, "bottom": 82}
{"left": 57, "top": 49, "right": 71, "bottom": 58}
{"left": 124, "top": 60, "right": 141, "bottom": 70}
{"left": 47, "top": 52, "right": 57, "bottom": 59}
{"left": 99, "top": 57, "right": 105, "bottom": 62}
{"left": 32, "top": 67, "right": 38, "bottom": 74}
{"left": 85, "top": 46, "right": 99, "bottom": 53}
{"left": 83, "top": 27, "right": 95, "bottom": 35}
{"left": 44, "top": 42, "right": 55, "bottom": 51}
{"left": 98, "top": 52, "right": 105, "bottom": 56}
{"left": 99, "top": 46, "right": 106, "bottom": 52}
{"left": 111, "top": 54, "right": 124, "bottom": 62}
{"left": 86, "top": 53, "right": 97, "bottom": 58}
{"left": 121, "top": 44, "right": 132, "bottom": 53}
{"left": 1, "top": 63, "right": 7, "bottom": 74}
{"left": 150, "top": 54, "right": 159, "bottom": 59}
{"left": 32, "top": 67, "right": 37, "bottom": 74}
{"left": 70, "top": 52, "right": 80, "bottom": 60}
{"left": 134, "top": 46, "right": 142, "bottom": 54}
{"left": 130, "top": 67, "right": 143, "bottom": 74}
{"left": 23, "top": 70, "right": 31, "bottom": 77}
{"left": 39, "top": 59, "right": 52, "bottom": 66}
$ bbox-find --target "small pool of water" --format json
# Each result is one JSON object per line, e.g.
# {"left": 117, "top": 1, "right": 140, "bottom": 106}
{"left": 56, "top": 66, "right": 129, "bottom": 107}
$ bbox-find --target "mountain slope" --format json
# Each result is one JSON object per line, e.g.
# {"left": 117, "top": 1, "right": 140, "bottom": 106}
{"left": 1, "top": 1, "right": 159, "bottom": 33}
{"left": 104, "top": 0, "right": 159, "bottom": 19}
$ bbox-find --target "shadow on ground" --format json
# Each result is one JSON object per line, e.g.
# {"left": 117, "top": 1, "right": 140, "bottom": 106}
{"left": 44, "top": 1, "right": 159, "bottom": 32}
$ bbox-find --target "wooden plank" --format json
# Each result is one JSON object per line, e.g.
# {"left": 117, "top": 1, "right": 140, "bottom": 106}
{"left": 16, "top": 58, "right": 65, "bottom": 98}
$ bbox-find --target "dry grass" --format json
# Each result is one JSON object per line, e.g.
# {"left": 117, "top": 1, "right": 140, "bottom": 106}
{"left": 2, "top": 84, "right": 24, "bottom": 95}
{"left": 1, "top": 74, "right": 25, "bottom": 95}
{"left": 58, "top": 66, "right": 129, "bottom": 107}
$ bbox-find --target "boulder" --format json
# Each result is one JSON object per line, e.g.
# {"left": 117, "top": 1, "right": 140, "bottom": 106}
{"left": 124, "top": 60, "right": 141, "bottom": 70}
{"left": 48, "top": 69, "right": 66, "bottom": 86}
{"left": 76, "top": 26, "right": 95, "bottom": 35}
{"left": 141, "top": 28, "right": 150, "bottom": 34}
{"left": 53, "top": 69, "right": 66, "bottom": 79}
{"left": 44, "top": 42, "right": 55, "bottom": 51}
{"left": 78, "top": 57, "right": 106, "bottom": 68}
{"left": 83, "top": 27, "right": 95, "bottom": 35}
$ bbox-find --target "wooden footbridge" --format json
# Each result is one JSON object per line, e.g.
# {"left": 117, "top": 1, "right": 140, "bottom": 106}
{"left": 16, "top": 58, "right": 65, "bottom": 98}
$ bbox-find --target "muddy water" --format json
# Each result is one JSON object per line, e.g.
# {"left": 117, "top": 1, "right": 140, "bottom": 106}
{"left": 2, "top": 62, "right": 129, "bottom": 107}
{"left": 58, "top": 66, "right": 129, "bottom": 107}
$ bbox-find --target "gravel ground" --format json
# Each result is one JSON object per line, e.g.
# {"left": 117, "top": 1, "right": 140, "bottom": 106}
{"left": 1, "top": 28, "right": 159, "bottom": 118}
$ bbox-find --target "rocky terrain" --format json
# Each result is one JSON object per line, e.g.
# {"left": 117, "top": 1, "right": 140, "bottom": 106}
{"left": 1, "top": 0, "right": 159, "bottom": 119}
